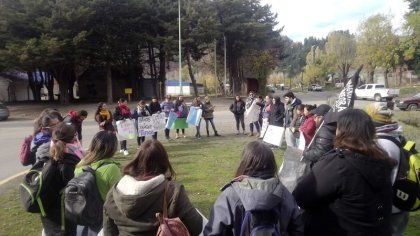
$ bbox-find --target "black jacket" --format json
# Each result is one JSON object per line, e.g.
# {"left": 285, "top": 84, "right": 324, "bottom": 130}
{"left": 269, "top": 103, "right": 285, "bottom": 127}
{"left": 148, "top": 102, "right": 162, "bottom": 114}
{"left": 63, "top": 116, "right": 82, "bottom": 141}
{"left": 229, "top": 100, "right": 246, "bottom": 115}
{"left": 302, "top": 123, "right": 336, "bottom": 167}
{"left": 293, "top": 150, "right": 394, "bottom": 236}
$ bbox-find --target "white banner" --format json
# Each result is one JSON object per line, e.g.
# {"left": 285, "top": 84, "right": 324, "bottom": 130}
{"left": 263, "top": 125, "right": 284, "bottom": 147}
{"left": 186, "top": 107, "right": 202, "bottom": 126}
{"left": 116, "top": 119, "right": 136, "bottom": 140}
{"left": 298, "top": 131, "right": 305, "bottom": 150}
{"left": 260, "top": 118, "right": 269, "bottom": 138}
{"left": 278, "top": 146, "right": 307, "bottom": 193}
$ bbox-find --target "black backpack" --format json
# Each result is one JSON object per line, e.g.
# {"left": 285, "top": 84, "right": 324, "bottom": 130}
{"left": 64, "top": 163, "right": 108, "bottom": 232}
{"left": 239, "top": 209, "right": 281, "bottom": 236}
{"left": 19, "top": 159, "right": 60, "bottom": 216}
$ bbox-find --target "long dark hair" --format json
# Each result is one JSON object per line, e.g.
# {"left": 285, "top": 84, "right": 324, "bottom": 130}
{"left": 79, "top": 131, "right": 118, "bottom": 167}
{"left": 235, "top": 141, "right": 277, "bottom": 178}
{"left": 95, "top": 102, "right": 106, "bottom": 117}
{"left": 334, "top": 109, "right": 392, "bottom": 163}
{"left": 123, "top": 140, "right": 175, "bottom": 180}
{"left": 33, "top": 108, "right": 63, "bottom": 134}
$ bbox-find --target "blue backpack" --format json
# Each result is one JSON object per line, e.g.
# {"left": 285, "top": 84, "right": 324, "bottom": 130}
{"left": 239, "top": 210, "right": 281, "bottom": 236}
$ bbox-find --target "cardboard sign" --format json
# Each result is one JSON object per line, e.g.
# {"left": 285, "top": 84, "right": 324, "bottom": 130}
{"left": 116, "top": 119, "right": 136, "bottom": 140}
{"left": 298, "top": 131, "right": 306, "bottom": 150}
{"left": 245, "top": 100, "right": 259, "bottom": 122}
{"left": 187, "top": 107, "right": 202, "bottom": 126}
{"left": 263, "top": 125, "right": 284, "bottom": 147}
{"left": 278, "top": 146, "right": 307, "bottom": 193}
{"left": 138, "top": 117, "right": 154, "bottom": 137}
{"left": 152, "top": 113, "right": 166, "bottom": 131}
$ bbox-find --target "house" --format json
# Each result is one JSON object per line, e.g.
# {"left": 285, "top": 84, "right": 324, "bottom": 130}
{"left": 0, "top": 71, "right": 34, "bottom": 102}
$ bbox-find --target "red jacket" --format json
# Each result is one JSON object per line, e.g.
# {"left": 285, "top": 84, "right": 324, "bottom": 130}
{"left": 299, "top": 113, "right": 316, "bottom": 147}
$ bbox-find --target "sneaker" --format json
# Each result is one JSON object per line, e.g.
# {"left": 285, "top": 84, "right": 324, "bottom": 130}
{"left": 236, "top": 131, "right": 240, "bottom": 135}
{"left": 119, "top": 150, "right": 123, "bottom": 153}
{"left": 183, "top": 135, "right": 187, "bottom": 138}
{"left": 248, "top": 133, "right": 254, "bottom": 137}
{"left": 175, "top": 134, "right": 179, "bottom": 139}
{"left": 123, "top": 150, "right": 129, "bottom": 156}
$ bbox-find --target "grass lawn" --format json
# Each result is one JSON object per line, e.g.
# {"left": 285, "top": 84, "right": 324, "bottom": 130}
{"left": 1, "top": 114, "right": 420, "bottom": 235}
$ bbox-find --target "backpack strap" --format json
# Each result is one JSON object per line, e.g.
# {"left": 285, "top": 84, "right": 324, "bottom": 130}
{"left": 162, "top": 181, "right": 169, "bottom": 218}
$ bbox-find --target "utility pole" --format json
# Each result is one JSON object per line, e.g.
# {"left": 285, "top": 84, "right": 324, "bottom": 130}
{"left": 224, "top": 34, "right": 227, "bottom": 95}
{"left": 178, "top": 0, "right": 183, "bottom": 95}
{"left": 214, "top": 41, "right": 218, "bottom": 96}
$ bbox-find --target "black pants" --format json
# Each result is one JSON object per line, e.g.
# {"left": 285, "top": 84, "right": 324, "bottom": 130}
{"left": 120, "top": 140, "right": 127, "bottom": 151}
{"left": 249, "top": 121, "right": 261, "bottom": 133}
{"left": 205, "top": 118, "right": 217, "bottom": 133}
{"left": 152, "top": 132, "right": 157, "bottom": 140}
{"left": 234, "top": 114, "right": 245, "bottom": 131}
{"left": 137, "top": 136, "right": 145, "bottom": 146}
{"left": 195, "top": 119, "right": 202, "bottom": 137}
{"left": 176, "top": 129, "right": 185, "bottom": 134}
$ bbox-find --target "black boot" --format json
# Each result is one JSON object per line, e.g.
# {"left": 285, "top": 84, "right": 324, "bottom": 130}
{"left": 215, "top": 131, "right": 220, "bottom": 136}
{"left": 207, "top": 130, "right": 210, "bottom": 137}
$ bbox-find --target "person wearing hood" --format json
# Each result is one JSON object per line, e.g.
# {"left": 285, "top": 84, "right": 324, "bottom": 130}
{"left": 31, "top": 108, "right": 63, "bottom": 163}
{"left": 365, "top": 102, "right": 409, "bottom": 236}
{"left": 103, "top": 140, "right": 202, "bottom": 236}
{"left": 293, "top": 109, "right": 395, "bottom": 236}
{"left": 302, "top": 104, "right": 333, "bottom": 168}
{"left": 63, "top": 109, "right": 88, "bottom": 144}
{"left": 204, "top": 141, "right": 304, "bottom": 236}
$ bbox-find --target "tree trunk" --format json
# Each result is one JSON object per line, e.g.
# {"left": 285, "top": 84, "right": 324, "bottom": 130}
{"left": 384, "top": 69, "right": 389, "bottom": 88}
{"left": 368, "top": 70, "right": 374, "bottom": 83}
{"left": 106, "top": 63, "right": 113, "bottom": 103}
{"left": 159, "top": 45, "right": 166, "bottom": 99}
{"left": 46, "top": 71, "right": 55, "bottom": 101}
{"left": 186, "top": 50, "right": 198, "bottom": 97}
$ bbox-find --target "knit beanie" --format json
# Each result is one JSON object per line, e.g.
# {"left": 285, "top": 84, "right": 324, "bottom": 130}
{"left": 365, "top": 102, "right": 393, "bottom": 126}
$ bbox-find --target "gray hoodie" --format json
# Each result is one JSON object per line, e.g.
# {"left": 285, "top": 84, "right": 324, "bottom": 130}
{"left": 204, "top": 177, "right": 304, "bottom": 236}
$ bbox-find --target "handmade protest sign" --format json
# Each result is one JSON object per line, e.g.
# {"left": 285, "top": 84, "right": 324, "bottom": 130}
{"left": 186, "top": 107, "right": 202, "bottom": 126}
{"left": 116, "top": 119, "right": 136, "bottom": 140}
{"left": 138, "top": 117, "right": 154, "bottom": 137}
{"left": 263, "top": 125, "right": 284, "bottom": 147}
{"left": 152, "top": 113, "right": 166, "bottom": 131}
{"left": 260, "top": 118, "right": 269, "bottom": 138}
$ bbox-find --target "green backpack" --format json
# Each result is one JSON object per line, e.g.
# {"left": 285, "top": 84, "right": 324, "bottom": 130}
{"left": 380, "top": 136, "right": 420, "bottom": 211}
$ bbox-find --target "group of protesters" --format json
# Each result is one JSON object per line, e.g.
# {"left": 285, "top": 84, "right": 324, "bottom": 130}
{"left": 23, "top": 87, "right": 409, "bottom": 236}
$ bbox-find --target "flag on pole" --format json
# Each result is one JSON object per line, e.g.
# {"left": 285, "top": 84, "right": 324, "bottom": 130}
{"left": 332, "top": 65, "right": 363, "bottom": 112}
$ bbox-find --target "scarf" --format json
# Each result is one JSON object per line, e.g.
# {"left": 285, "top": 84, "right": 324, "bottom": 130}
{"left": 118, "top": 104, "right": 131, "bottom": 117}
{"left": 99, "top": 109, "right": 111, "bottom": 120}
{"left": 64, "top": 141, "right": 84, "bottom": 160}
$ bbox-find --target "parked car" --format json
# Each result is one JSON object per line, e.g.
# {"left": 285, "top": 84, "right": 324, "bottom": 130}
{"left": 396, "top": 93, "right": 420, "bottom": 111}
{"left": 0, "top": 103, "right": 10, "bottom": 120}
{"left": 355, "top": 84, "right": 399, "bottom": 101}
{"left": 308, "top": 84, "right": 322, "bottom": 91}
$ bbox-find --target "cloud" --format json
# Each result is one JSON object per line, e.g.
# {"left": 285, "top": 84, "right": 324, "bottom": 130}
{"left": 261, "top": 0, "right": 409, "bottom": 42}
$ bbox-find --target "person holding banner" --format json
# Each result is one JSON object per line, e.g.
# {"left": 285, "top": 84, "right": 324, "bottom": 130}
{"left": 132, "top": 100, "right": 151, "bottom": 148}
{"left": 148, "top": 96, "right": 162, "bottom": 140}
{"left": 174, "top": 95, "right": 189, "bottom": 139}
{"left": 191, "top": 97, "right": 203, "bottom": 139}
{"left": 229, "top": 95, "right": 246, "bottom": 135}
{"left": 202, "top": 96, "right": 220, "bottom": 137}
{"left": 293, "top": 109, "right": 395, "bottom": 236}
{"left": 114, "top": 98, "right": 132, "bottom": 156}
{"left": 161, "top": 95, "right": 175, "bottom": 140}
{"left": 245, "top": 91, "right": 261, "bottom": 137}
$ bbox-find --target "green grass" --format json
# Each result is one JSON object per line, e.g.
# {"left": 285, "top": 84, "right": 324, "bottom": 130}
{"left": 1, "top": 122, "right": 420, "bottom": 235}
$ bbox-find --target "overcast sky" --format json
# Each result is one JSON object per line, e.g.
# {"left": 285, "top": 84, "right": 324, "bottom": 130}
{"left": 260, "top": 0, "right": 409, "bottom": 42}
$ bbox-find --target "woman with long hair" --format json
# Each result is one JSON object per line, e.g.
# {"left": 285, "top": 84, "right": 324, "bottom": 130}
{"left": 74, "top": 131, "right": 121, "bottom": 235}
{"left": 229, "top": 95, "right": 246, "bottom": 135}
{"left": 204, "top": 141, "right": 304, "bottom": 235}
{"left": 293, "top": 108, "right": 396, "bottom": 236}
{"left": 174, "top": 95, "right": 188, "bottom": 139}
{"left": 41, "top": 122, "right": 81, "bottom": 236}
{"left": 95, "top": 102, "right": 114, "bottom": 132}
{"left": 191, "top": 97, "right": 203, "bottom": 139}
{"left": 103, "top": 140, "right": 202, "bottom": 235}
{"left": 202, "top": 96, "right": 220, "bottom": 137}
{"left": 268, "top": 96, "right": 285, "bottom": 127}
{"left": 132, "top": 100, "right": 151, "bottom": 147}
{"left": 114, "top": 98, "right": 132, "bottom": 156}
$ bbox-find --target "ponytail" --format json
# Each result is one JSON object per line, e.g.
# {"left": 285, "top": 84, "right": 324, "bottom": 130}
{"left": 50, "top": 140, "right": 66, "bottom": 161}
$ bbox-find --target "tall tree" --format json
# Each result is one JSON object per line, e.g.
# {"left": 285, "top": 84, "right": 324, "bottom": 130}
{"left": 325, "top": 30, "right": 356, "bottom": 84}
{"left": 356, "top": 14, "right": 399, "bottom": 86}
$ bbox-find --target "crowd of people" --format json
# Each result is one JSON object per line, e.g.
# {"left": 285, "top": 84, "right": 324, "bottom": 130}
{"left": 22, "top": 90, "right": 409, "bottom": 236}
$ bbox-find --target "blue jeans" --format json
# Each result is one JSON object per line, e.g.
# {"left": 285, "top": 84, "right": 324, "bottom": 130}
{"left": 391, "top": 211, "right": 409, "bottom": 236}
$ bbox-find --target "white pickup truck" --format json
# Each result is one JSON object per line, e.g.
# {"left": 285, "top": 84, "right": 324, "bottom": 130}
{"left": 355, "top": 84, "right": 400, "bottom": 101}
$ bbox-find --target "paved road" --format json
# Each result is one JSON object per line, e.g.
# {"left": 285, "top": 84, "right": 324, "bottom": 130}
{"left": 0, "top": 90, "right": 384, "bottom": 183}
